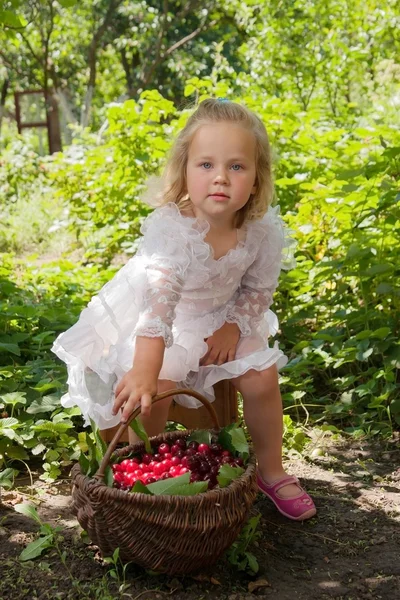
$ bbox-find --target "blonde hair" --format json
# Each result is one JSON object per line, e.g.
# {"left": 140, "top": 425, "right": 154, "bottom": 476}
{"left": 160, "top": 98, "right": 274, "bottom": 228}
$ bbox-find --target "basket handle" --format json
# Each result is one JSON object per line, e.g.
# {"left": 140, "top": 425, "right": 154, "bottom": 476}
{"left": 95, "top": 388, "right": 220, "bottom": 480}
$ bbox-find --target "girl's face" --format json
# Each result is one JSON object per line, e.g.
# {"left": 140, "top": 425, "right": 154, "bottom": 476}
{"left": 186, "top": 122, "right": 257, "bottom": 227}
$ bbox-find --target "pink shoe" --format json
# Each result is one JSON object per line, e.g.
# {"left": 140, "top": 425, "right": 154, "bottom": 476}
{"left": 257, "top": 473, "right": 317, "bottom": 521}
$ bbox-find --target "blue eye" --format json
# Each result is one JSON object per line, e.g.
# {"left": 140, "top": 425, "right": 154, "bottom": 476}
{"left": 231, "top": 164, "right": 242, "bottom": 171}
{"left": 201, "top": 162, "right": 212, "bottom": 169}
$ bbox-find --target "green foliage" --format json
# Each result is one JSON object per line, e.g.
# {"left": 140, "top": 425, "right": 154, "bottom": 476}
{"left": 14, "top": 503, "right": 63, "bottom": 561}
{"left": 225, "top": 513, "right": 261, "bottom": 575}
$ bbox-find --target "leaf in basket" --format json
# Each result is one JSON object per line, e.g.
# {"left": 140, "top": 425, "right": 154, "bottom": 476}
{"left": 164, "top": 481, "right": 208, "bottom": 496}
{"left": 187, "top": 430, "right": 211, "bottom": 445}
{"left": 217, "top": 463, "right": 245, "bottom": 488}
{"left": 218, "top": 425, "right": 249, "bottom": 461}
{"left": 146, "top": 472, "right": 190, "bottom": 495}
{"left": 79, "top": 452, "right": 90, "bottom": 475}
{"left": 90, "top": 418, "right": 107, "bottom": 463}
{"left": 131, "top": 480, "right": 154, "bottom": 495}
{"left": 104, "top": 465, "right": 114, "bottom": 487}
{"left": 129, "top": 417, "right": 151, "bottom": 454}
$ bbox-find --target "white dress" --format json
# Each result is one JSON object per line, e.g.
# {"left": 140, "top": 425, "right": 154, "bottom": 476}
{"left": 52, "top": 203, "right": 294, "bottom": 430}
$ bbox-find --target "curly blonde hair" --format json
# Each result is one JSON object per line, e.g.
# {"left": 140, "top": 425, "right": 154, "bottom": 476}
{"left": 160, "top": 98, "right": 274, "bottom": 228}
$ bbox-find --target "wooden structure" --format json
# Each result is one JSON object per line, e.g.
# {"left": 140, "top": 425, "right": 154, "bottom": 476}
{"left": 101, "top": 380, "right": 238, "bottom": 443}
{"left": 14, "top": 89, "right": 62, "bottom": 154}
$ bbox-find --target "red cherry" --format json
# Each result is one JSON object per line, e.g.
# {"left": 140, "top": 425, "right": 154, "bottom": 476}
{"left": 203, "top": 474, "right": 217, "bottom": 489}
{"left": 125, "top": 462, "right": 138, "bottom": 474}
{"left": 190, "top": 472, "right": 202, "bottom": 482}
{"left": 126, "top": 473, "right": 139, "bottom": 485}
{"left": 133, "top": 469, "right": 143, "bottom": 477}
{"left": 175, "top": 438, "right": 187, "bottom": 450}
{"left": 198, "top": 461, "right": 210, "bottom": 475}
{"left": 141, "top": 453, "right": 153, "bottom": 465}
{"left": 153, "top": 453, "right": 162, "bottom": 462}
{"left": 171, "top": 456, "right": 181, "bottom": 466}
{"left": 161, "top": 472, "right": 172, "bottom": 480}
{"left": 221, "top": 450, "right": 231, "bottom": 458}
{"left": 181, "top": 456, "right": 190, "bottom": 468}
{"left": 221, "top": 456, "right": 232, "bottom": 465}
{"left": 210, "top": 443, "right": 223, "bottom": 455}
{"left": 185, "top": 448, "right": 196, "bottom": 457}
{"left": 153, "top": 462, "right": 167, "bottom": 477}
{"left": 210, "top": 465, "right": 219, "bottom": 477}
{"left": 112, "top": 463, "right": 124, "bottom": 472}
{"left": 158, "top": 443, "right": 170, "bottom": 454}
{"left": 163, "top": 452, "right": 172, "bottom": 460}
{"left": 235, "top": 457, "right": 244, "bottom": 467}
{"left": 170, "top": 444, "right": 180, "bottom": 455}
{"left": 179, "top": 467, "right": 189, "bottom": 475}
{"left": 175, "top": 449, "right": 185, "bottom": 460}
{"left": 139, "top": 463, "right": 150, "bottom": 473}
{"left": 113, "top": 472, "right": 125, "bottom": 485}
{"left": 146, "top": 476, "right": 157, "bottom": 484}
{"left": 198, "top": 443, "right": 210, "bottom": 454}
{"left": 148, "top": 460, "right": 158, "bottom": 471}
{"left": 120, "top": 459, "right": 133, "bottom": 470}
{"left": 169, "top": 466, "right": 181, "bottom": 477}
{"left": 161, "top": 459, "right": 172, "bottom": 471}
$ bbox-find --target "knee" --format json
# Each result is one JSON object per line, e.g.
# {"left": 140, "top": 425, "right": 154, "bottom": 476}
{"left": 233, "top": 365, "right": 279, "bottom": 396}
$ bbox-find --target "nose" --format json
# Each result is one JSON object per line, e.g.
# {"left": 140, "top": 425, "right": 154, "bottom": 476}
{"left": 213, "top": 167, "right": 229, "bottom": 185}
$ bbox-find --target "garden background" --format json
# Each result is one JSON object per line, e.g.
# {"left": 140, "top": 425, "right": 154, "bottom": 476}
{"left": 0, "top": 1, "right": 399, "bottom": 599}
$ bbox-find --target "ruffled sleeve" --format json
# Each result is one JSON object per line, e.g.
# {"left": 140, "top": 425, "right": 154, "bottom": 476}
{"left": 225, "top": 206, "right": 295, "bottom": 336}
{"left": 132, "top": 204, "right": 194, "bottom": 347}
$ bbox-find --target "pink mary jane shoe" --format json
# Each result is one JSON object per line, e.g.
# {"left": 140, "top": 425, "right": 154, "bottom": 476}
{"left": 257, "top": 473, "right": 317, "bottom": 521}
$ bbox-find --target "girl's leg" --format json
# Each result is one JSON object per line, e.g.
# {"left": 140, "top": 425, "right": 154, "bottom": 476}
{"left": 232, "top": 365, "right": 299, "bottom": 498}
{"left": 128, "top": 379, "right": 176, "bottom": 444}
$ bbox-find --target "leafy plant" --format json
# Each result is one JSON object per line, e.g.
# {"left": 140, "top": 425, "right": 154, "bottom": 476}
{"left": 225, "top": 513, "right": 262, "bottom": 575}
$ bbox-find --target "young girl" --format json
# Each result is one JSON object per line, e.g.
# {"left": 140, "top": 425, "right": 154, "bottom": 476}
{"left": 52, "top": 98, "right": 316, "bottom": 521}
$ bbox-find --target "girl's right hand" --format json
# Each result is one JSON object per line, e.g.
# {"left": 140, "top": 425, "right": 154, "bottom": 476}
{"left": 112, "top": 367, "right": 158, "bottom": 423}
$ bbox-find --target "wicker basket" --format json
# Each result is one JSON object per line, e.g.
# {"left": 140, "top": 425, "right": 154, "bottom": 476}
{"left": 71, "top": 389, "right": 258, "bottom": 575}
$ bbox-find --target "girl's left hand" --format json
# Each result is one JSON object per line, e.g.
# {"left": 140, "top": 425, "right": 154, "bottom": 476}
{"left": 200, "top": 322, "right": 240, "bottom": 366}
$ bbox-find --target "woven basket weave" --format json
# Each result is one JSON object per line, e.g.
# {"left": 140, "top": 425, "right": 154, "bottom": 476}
{"left": 71, "top": 389, "right": 258, "bottom": 575}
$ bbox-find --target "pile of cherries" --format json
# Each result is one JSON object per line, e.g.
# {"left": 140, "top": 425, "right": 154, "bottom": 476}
{"left": 112, "top": 437, "right": 244, "bottom": 491}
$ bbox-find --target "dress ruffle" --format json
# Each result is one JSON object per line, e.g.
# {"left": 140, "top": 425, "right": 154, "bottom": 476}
{"left": 52, "top": 203, "right": 293, "bottom": 428}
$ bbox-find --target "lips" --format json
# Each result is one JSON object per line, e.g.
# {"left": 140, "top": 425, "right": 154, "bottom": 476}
{"left": 209, "top": 193, "right": 229, "bottom": 198}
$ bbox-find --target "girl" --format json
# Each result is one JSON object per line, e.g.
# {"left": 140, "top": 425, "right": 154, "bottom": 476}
{"left": 52, "top": 98, "right": 316, "bottom": 521}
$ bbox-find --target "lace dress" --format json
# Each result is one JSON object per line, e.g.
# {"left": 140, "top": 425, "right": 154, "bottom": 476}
{"left": 52, "top": 203, "right": 294, "bottom": 429}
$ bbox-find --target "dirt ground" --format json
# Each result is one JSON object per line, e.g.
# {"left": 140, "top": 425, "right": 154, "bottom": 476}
{"left": 1, "top": 436, "right": 399, "bottom": 600}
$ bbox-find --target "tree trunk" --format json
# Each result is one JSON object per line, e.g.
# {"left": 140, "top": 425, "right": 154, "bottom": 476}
{"left": 0, "top": 76, "right": 10, "bottom": 138}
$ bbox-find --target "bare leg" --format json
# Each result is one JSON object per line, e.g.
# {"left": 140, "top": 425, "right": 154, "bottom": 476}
{"left": 232, "top": 365, "right": 298, "bottom": 498}
{"left": 128, "top": 380, "right": 176, "bottom": 444}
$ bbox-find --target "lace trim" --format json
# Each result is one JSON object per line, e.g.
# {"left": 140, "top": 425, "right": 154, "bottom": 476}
{"left": 133, "top": 316, "right": 173, "bottom": 348}
{"left": 225, "top": 312, "right": 252, "bottom": 337}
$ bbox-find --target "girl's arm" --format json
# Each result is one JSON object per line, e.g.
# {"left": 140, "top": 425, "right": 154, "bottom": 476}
{"left": 112, "top": 336, "right": 165, "bottom": 423}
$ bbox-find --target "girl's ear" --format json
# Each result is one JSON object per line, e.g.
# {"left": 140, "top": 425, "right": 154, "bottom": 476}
{"left": 251, "top": 181, "right": 257, "bottom": 194}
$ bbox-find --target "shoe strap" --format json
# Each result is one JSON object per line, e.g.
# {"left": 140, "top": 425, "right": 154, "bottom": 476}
{"left": 267, "top": 475, "right": 301, "bottom": 494}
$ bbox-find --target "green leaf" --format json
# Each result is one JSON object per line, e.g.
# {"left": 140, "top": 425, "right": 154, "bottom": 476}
{"left": 27, "top": 395, "right": 60, "bottom": 414}
{"left": 6, "top": 445, "right": 29, "bottom": 460}
{"left": 145, "top": 472, "right": 208, "bottom": 495}
{"left": 15, "top": 503, "right": 42, "bottom": 525}
{"left": 0, "top": 417, "right": 19, "bottom": 428}
{"left": 217, "top": 463, "right": 245, "bottom": 488}
{"left": 245, "top": 551, "right": 259, "bottom": 574}
{"left": 20, "top": 535, "right": 53, "bottom": 561}
{"left": 0, "top": 392, "right": 26, "bottom": 406}
{"left": 89, "top": 418, "right": 107, "bottom": 464}
{"left": 0, "top": 467, "right": 18, "bottom": 488}
{"left": 218, "top": 425, "right": 249, "bottom": 459}
{"left": 0, "top": 342, "right": 20, "bottom": 356}
{"left": 129, "top": 418, "right": 151, "bottom": 454}
{"left": 131, "top": 480, "right": 154, "bottom": 495}
{"left": 187, "top": 430, "right": 211, "bottom": 445}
